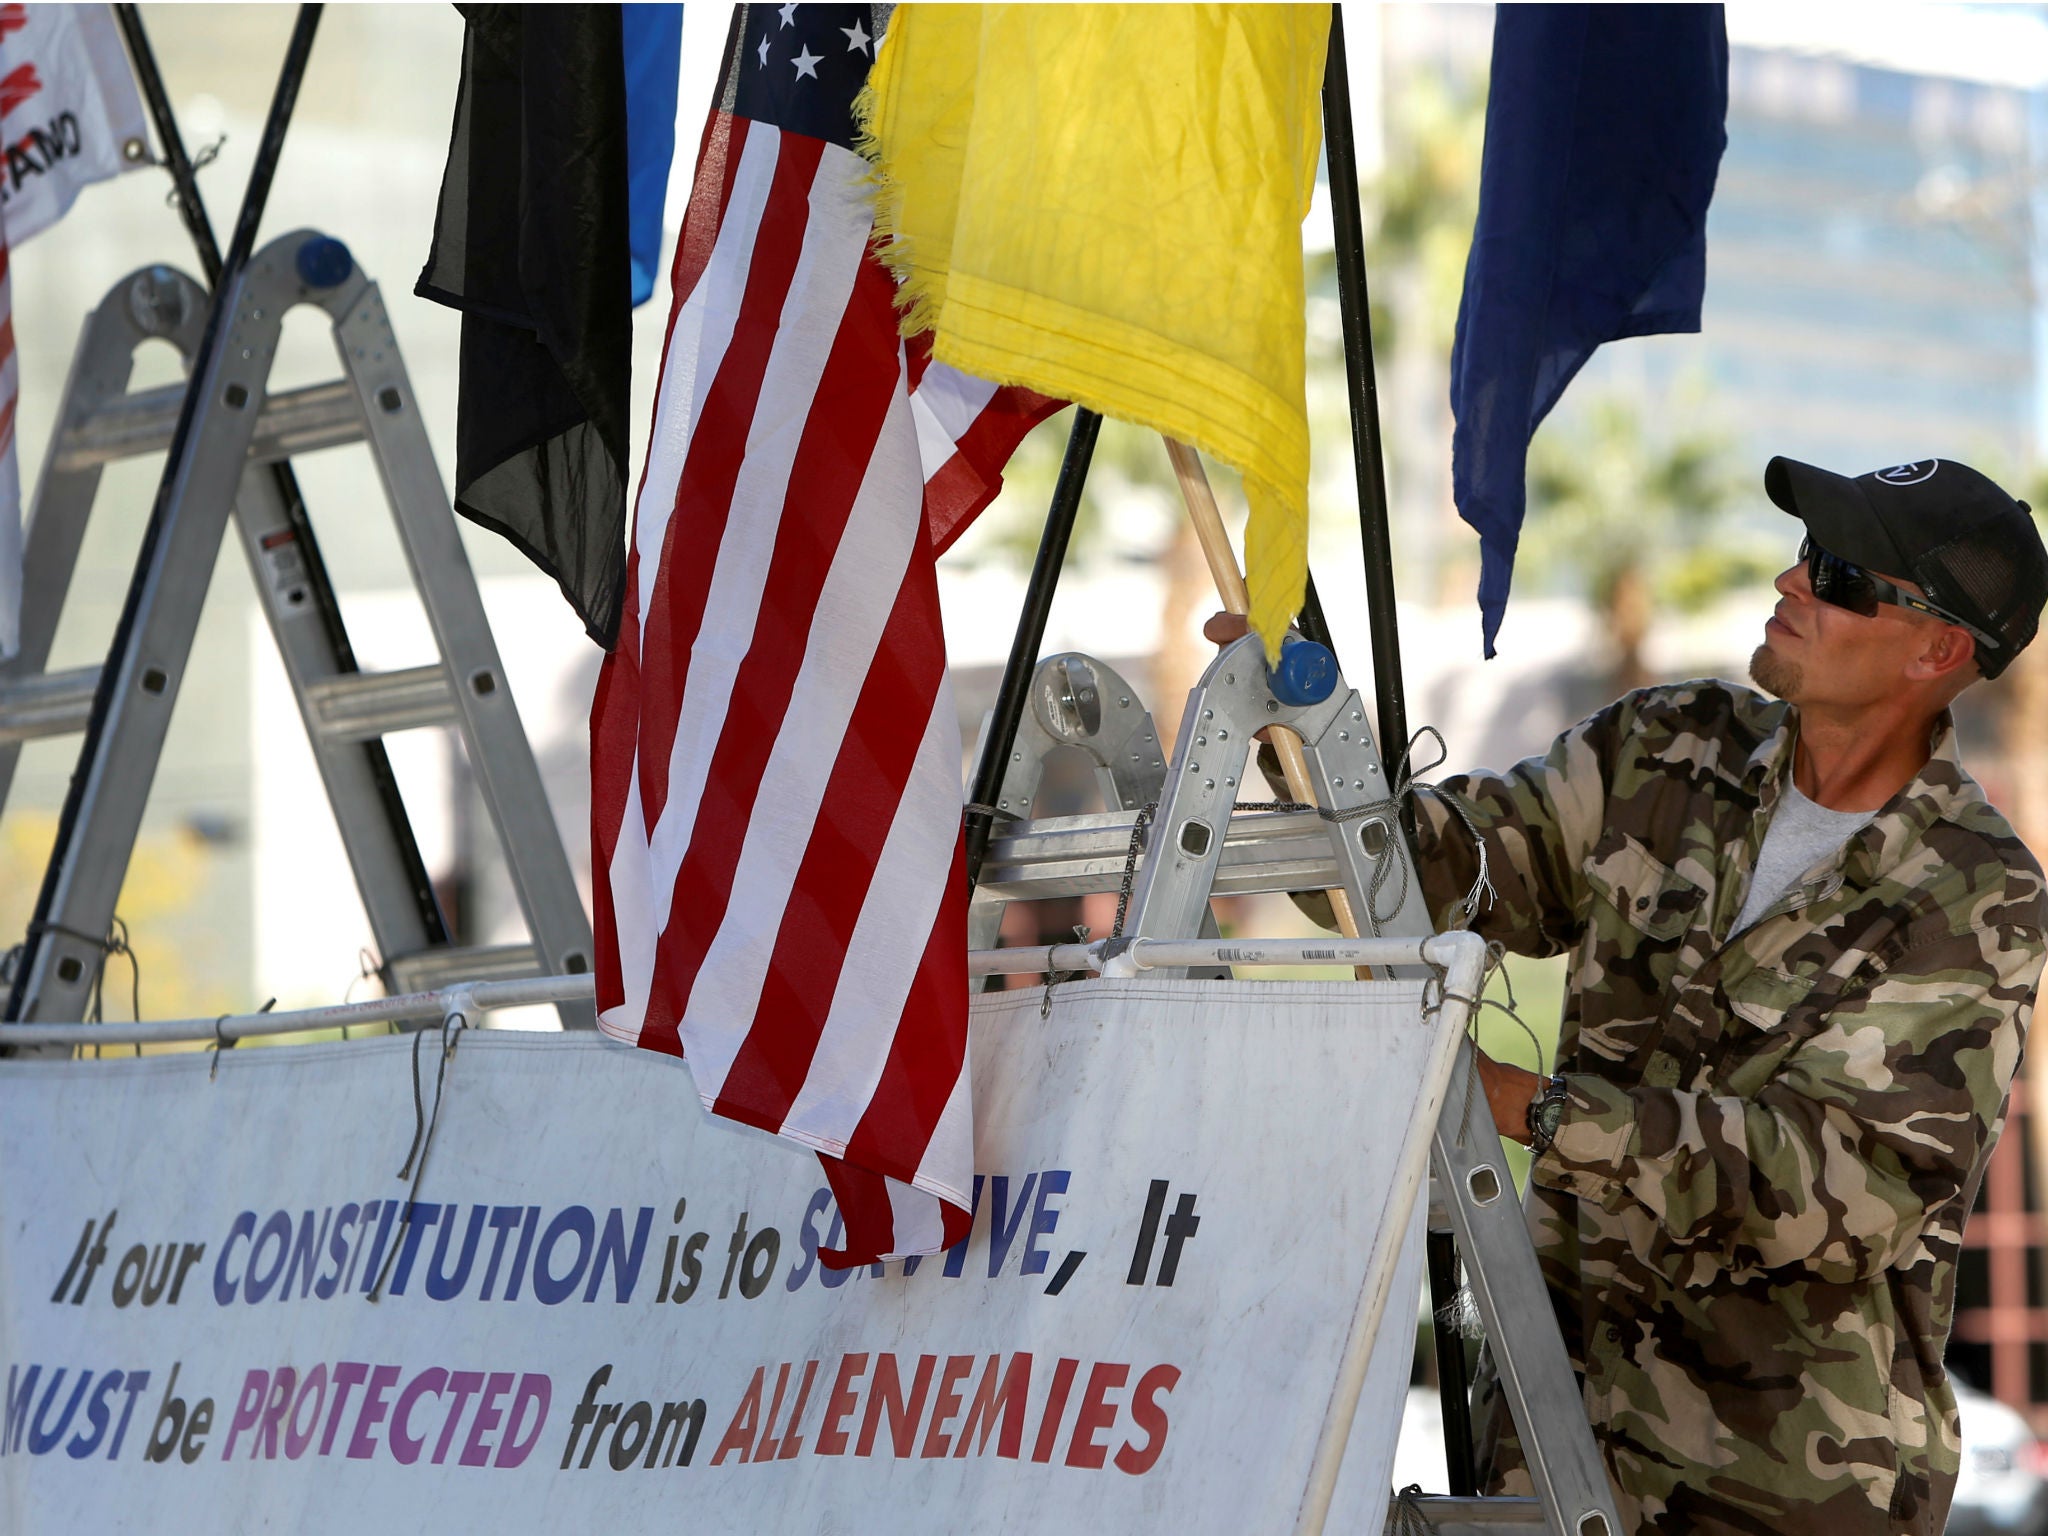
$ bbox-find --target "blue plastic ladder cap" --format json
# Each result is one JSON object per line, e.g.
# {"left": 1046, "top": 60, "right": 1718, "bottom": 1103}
{"left": 1269, "top": 636, "right": 1338, "bottom": 707}
{"left": 296, "top": 235, "right": 353, "bottom": 290}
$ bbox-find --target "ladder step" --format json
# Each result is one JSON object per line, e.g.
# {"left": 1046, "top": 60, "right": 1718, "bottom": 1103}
{"left": 386, "top": 943, "right": 546, "bottom": 995}
{"left": 0, "top": 662, "right": 458, "bottom": 748}
{"left": 52, "top": 378, "right": 365, "bottom": 472}
{"left": 975, "top": 807, "right": 1345, "bottom": 901}
{"left": 0, "top": 664, "right": 100, "bottom": 744}
{"left": 304, "top": 665, "right": 459, "bottom": 742}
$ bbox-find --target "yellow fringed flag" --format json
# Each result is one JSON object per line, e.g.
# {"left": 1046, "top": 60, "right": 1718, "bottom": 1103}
{"left": 860, "top": 3, "right": 1330, "bottom": 662}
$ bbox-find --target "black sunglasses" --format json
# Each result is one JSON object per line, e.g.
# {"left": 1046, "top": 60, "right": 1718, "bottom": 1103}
{"left": 1800, "top": 537, "right": 2001, "bottom": 654}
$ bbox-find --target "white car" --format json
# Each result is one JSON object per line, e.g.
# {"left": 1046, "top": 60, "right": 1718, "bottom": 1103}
{"left": 1950, "top": 1378, "right": 2048, "bottom": 1536}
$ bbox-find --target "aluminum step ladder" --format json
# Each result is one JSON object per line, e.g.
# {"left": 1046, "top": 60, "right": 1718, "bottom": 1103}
{"left": 0, "top": 228, "right": 593, "bottom": 1028}
{"left": 973, "top": 642, "right": 1619, "bottom": 1536}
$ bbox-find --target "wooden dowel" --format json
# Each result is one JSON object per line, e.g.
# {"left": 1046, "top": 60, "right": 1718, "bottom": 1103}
{"left": 1164, "top": 438, "right": 1368, "bottom": 952}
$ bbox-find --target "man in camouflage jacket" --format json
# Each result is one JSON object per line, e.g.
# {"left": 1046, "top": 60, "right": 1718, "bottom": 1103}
{"left": 1416, "top": 458, "right": 2048, "bottom": 1535}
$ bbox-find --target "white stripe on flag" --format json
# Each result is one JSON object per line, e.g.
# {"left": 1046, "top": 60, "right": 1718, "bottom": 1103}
{"left": 910, "top": 1037, "right": 974, "bottom": 1207}
{"left": 886, "top": 1175, "right": 949, "bottom": 1258}
{"left": 632, "top": 124, "right": 782, "bottom": 624}
{"left": 599, "top": 768, "right": 658, "bottom": 1042}
{"left": 778, "top": 680, "right": 960, "bottom": 1156}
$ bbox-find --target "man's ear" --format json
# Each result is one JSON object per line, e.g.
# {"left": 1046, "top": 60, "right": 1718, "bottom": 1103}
{"left": 1908, "top": 623, "right": 1978, "bottom": 685}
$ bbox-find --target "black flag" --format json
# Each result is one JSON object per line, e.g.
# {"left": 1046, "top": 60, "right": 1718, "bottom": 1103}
{"left": 417, "top": 4, "right": 631, "bottom": 649}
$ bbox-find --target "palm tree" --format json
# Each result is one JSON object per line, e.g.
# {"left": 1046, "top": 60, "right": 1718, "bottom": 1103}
{"left": 1520, "top": 393, "right": 1753, "bottom": 696}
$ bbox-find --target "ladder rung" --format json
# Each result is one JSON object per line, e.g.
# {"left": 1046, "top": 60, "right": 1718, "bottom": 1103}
{"left": 387, "top": 943, "right": 545, "bottom": 995}
{"left": 975, "top": 807, "right": 1346, "bottom": 901}
{"left": 0, "top": 664, "right": 100, "bottom": 743}
{"left": 52, "top": 378, "right": 365, "bottom": 472}
{"left": 304, "top": 665, "right": 458, "bottom": 742}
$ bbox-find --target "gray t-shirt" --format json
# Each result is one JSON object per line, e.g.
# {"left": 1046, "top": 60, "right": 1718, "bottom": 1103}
{"left": 1733, "top": 784, "right": 1876, "bottom": 934}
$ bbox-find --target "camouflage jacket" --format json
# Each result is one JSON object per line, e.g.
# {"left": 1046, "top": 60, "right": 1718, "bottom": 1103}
{"left": 1413, "top": 680, "right": 2046, "bottom": 1536}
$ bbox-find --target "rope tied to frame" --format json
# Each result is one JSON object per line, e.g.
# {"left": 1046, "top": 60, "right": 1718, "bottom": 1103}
{"left": 2, "top": 916, "right": 146, "bottom": 1055}
{"left": 1389, "top": 1484, "right": 1434, "bottom": 1536}
{"left": 208, "top": 997, "right": 275, "bottom": 1081}
{"left": 368, "top": 1008, "right": 466, "bottom": 1303}
{"left": 1039, "top": 925, "right": 1091, "bottom": 1019}
{"left": 161, "top": 133, "right": 224, "bottom": 206}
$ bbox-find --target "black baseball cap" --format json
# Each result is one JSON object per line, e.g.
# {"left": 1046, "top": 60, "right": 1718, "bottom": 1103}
{"left": 1764, "top": 456, "right": 2048, "bottom": 678}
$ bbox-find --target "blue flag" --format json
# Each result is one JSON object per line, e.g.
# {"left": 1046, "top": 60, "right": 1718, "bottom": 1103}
{"left": 623, "top": 3, "right": 684, "bottom": 308}
{"left": 1449, "top": 5, "right": 1728, "bottom": 656}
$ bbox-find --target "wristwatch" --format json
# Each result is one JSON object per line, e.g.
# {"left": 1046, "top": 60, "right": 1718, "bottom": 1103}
{"left": 1526, "top": 1073, "right": 1570, "bottom": 1154}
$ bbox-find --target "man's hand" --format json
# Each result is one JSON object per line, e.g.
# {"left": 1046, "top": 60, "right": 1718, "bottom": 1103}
{"left": 1203, "top": 611, "right": 1251, "bottom": 646}
{"left": 1473, "top": 1047, "right": 1542, "bottom": 1147}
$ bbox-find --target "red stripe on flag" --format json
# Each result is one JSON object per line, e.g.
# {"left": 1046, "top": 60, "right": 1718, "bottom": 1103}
{"left": 840, "top": 834, "right": 969, "bottom": 1185}
{"left": 671, "top": 99, "right": 753, "bottom": 314}
{"left": 818, "top": 1155, "right": 898, "bottom": 1269}
{"left": 710, "top": 527, "right": 952, "bottom": 1130}
{"left": 653, "top": 249, "right": 904, "bottom": 1021}
{"left": 634, "top": 131, "right": 824, "bottom": 841}
{"left": 923, "top": 386, "right": 1065, "bottom": 556}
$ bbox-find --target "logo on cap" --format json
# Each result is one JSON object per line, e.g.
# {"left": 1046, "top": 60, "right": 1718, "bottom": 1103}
{"left": 1874, "top": 460, "right": 1940, "bottom": 485}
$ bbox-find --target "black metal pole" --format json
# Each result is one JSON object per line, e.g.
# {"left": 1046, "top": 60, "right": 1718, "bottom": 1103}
{"left": 112, "top": 3, "right": 449, "bottom": 949}
{"left": 1324, "top": 5, "right": 1479, "bottom": 1494}
{"left": 962, "top": 408, "right": 1101, "bottom": 891}
{"left": 9, "top": 6, "right": 328, "bottom": 1022}
{"left": 1428, "top": 1227, "right": 1481, "bottom": 1496}
{"left": 1323, "top": 7, "right": 1410, "bottom": 779}
{"left": 1296, "top": 572, "right": 1336, "bottom": 654}
{"left": 114, "top": 5, "right": 224, "bottom": 284}
{"left": 220, "top": 9, "right": 320, "bottom": 271}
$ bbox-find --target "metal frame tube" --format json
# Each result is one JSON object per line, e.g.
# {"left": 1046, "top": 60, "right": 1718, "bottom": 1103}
{"left": 1323, "top": 4, "right": 1477, "bottom": 1489}
{"left": 1322, "top": 7, "right": 1411, "bottom": 776}
{"left": 968, "top": 931, "right": 1474, "bottom": 977}
{"left": 5, "top": 931, "right": 1483, "bottom": 1046}
{"left": 1, "top": 973, "right": 594, "bottom": 1048}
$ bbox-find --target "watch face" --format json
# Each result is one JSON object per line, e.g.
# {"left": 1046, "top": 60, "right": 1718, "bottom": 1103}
{"left": 1538, "top": 1097, "right": 1566, "bottom": 1137}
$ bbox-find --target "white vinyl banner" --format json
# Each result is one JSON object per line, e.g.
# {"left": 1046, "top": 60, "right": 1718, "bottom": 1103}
{"left": 0, "top": 978, "right": 1459, "bottom": 1533}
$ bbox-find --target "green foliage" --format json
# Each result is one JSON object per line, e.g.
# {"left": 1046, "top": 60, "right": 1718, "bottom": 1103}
{"left": 1361, "top": 68, "right": 1487, "bottom": 355}
{"left": 1520, "top": 391, "right": 1761, "bottom": 614}
{"left": 1303, "top": 65, "right": 1485, "bottom": 369}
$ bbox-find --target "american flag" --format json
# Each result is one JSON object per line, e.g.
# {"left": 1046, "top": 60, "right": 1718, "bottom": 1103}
{"left": 591, "top": 3, "right": 1060, "bottom": 1266}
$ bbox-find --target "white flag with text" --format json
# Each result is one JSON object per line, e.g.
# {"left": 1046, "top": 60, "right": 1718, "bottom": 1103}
{"left": 0, "top": 2, "right": 150, "bottom": 658}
